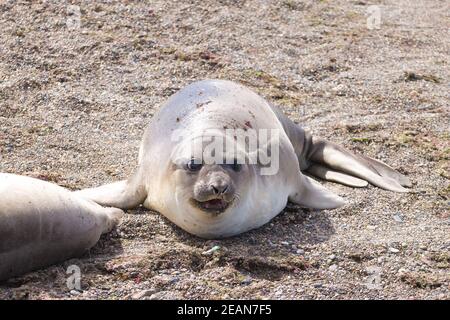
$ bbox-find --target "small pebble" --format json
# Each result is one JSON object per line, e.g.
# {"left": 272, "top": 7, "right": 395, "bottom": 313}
{"left": 332, "top": 84, "right": 346, "bottom": 96}
{"left": 202, "top": 245, "right": 220, "bottom": 255}
{"left": 241, "top": 276, "right": 252, "bottom": 285}
{"left": 397, "top": 268, "right": 408, "bottom": 276}
{"left": 388, "top": 247, "right": 400, "bottom": 253}
{"left": 329, "top": 264, "right": 338, "bottom": 272}
{"left": 131, "top": 289, "right": 158, "bottom": 300}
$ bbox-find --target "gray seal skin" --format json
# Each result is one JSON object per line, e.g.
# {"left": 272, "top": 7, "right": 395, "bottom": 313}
{"left": 0, "top": 173, "right": 123, "bottom": 281}
{"left": 77, "top": 79, "right": 411, "bottom": 239}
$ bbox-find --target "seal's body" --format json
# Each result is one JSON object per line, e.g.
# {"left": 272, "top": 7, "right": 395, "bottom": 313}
{"left": 0, "top": 173, "right": 123, "bottom": 281}
{"left": 78, "top": 80, "right": 410, "bottom": 238}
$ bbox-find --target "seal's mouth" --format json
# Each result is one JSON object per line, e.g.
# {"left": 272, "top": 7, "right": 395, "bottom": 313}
{"left": 190, "top": 198, "right": 231, "bottom": 214}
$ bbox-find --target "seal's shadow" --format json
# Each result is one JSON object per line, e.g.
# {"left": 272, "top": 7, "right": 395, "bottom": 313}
{"left": 169, "top": 203, "right": 335, "bottom": 281}
{"left": 254, "top": 203, "right": 335, "bottom": 245}
{"left": 172, "top": 203, "right": 335, "bottom": 247}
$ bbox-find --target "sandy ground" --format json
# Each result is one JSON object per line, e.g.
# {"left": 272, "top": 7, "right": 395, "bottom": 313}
{"left": 0, "top": 0, "right": 449, "bottom": 299}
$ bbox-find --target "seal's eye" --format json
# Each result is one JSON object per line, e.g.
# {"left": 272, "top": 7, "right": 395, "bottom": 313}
{"left": 187, "top": 159, "right": 202, "bottom": 172}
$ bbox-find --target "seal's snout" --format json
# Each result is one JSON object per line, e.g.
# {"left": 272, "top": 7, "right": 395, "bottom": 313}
{"left": 191, "top": 169, "right": 236, "bottom": 214}
{"left": 210, "top": 179, "right": 229, "bottom": 195}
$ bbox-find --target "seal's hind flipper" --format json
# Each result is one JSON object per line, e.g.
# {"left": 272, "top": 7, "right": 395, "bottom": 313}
{"left": 361, "top": 155, "right": 412, "bottom": 187}
{"left": 270, "top": 104, "right": 410, "bottom": 192}
{"left": 307, "top": 137, "right": 409, "bottom": 192}
{"left": 100, "top": 207, "right": 124, "bottom": 234}
{"left": 305, "top": 164, "right": 368, "bottom": 188}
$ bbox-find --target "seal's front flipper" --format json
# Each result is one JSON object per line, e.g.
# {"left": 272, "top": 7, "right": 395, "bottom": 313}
{"left": 306, "top": 163, "right": 368, "bottom": 188}
{"left": 75, "top": 171, "right": 146, "bottom": 210}
{"left": 307, "top": 137, "right": 410, "bottom": 192}
{"left": 289, "top": 174, "right": 345, "bottom": 209}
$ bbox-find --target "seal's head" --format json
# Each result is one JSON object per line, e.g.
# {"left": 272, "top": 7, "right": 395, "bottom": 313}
{"left": 171, "top": 156, "right": 251, "bottom": 217}
{"left": 165, "top": 156, "right": 257, "bottom": 238}
{"left": 187, "top": 160, "right": 241, "bottom": 215}
{"left": 163, "top": 131, "right": 262, "bottom": 238}
{"left": 162, "top": 126, "right": 290, "bottom": 238}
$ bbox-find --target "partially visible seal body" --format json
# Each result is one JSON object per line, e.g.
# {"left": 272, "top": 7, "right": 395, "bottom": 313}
{"left": 77, "top": 80, "right": 410, "bottom": 239}
{"left": 0, "top": 173, "right": 123, "bottom": 281}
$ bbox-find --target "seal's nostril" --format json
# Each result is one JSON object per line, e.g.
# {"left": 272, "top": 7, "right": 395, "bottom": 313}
{"left": 211, "top": 184, "right": 228, "bottom": 195}
{"left": 222, "top": 185, "right": 229, "bottom": 194}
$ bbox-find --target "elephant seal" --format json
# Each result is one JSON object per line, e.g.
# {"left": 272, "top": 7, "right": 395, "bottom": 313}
{"left": 77, "top": 80, "right": 410, "bottom": 239}
{"left": 0, "top": 173, "right": 123, "bottom": 281}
